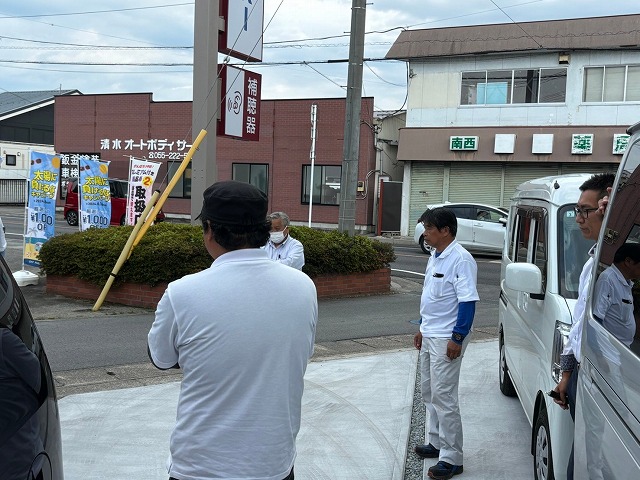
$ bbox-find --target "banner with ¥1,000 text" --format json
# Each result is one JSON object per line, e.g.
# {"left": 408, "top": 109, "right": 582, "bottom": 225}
{"left": 126, "top": 158, "right": 161, "bottom": 226}
{"left": 24, "top": 151, "right": 61, "bottom": 267}
{"left": 79, "top": 157, "right": 111, "bottom": 231}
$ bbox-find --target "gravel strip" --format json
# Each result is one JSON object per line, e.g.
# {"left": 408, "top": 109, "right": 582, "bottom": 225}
{"left": 404, "top": 355, "right": 425, "bottom": 480}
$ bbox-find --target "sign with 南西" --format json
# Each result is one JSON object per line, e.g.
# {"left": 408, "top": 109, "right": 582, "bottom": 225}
{"left": 450, "top": 136, "right": 479, "bottom": 151}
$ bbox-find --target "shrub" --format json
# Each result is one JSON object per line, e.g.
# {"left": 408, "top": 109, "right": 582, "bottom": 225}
{"left": 38, "top": 223, "right": 395, "bottom": 286}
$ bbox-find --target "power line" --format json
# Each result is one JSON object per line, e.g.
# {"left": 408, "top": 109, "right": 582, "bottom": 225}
{"left": 0, "top": 3, "right": 193, "bottom": 19}
{"left": 0, "top": 63, "right": 192, "bottom": 74}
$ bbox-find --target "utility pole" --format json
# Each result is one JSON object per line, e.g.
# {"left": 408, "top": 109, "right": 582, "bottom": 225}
{"left": 308, "top": 104, "right": 318, "bottom": 227}
{"left": 191, "top": 0, "right": 220, "bottom": 222}
{"left": 338, "top": 0, "right": 366, "bottom": 235}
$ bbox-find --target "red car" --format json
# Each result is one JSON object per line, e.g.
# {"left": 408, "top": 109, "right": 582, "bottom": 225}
{"left": 63, "top": 178, "right": 165, "bottom": 226}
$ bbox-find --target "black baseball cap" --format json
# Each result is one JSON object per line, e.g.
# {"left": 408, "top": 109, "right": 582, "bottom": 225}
{"left": 198, "top": 180, "right": 268, "bottom": 226}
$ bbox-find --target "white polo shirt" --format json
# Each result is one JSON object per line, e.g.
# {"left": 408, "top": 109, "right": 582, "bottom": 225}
{"left": 562, "top": 244, "right": 596, "bottom": 363}
{"left": 263, "top": 235, "right": 305, "bottom": 270}
{"left": 419, "top": 240, "right": 479, "bottom": 338}
{"left": 593, "top": 263, "right": 635, "bottom": 347}
{"left": 148, "top": 248, "right": 318, "bottom": 480}
{"left": 0, "top": 216, "right": 6, "bottom": 252}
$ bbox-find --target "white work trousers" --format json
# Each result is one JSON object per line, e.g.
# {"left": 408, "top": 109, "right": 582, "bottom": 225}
{"left": 419, "top": 335, "right": 470, "bottom": 466}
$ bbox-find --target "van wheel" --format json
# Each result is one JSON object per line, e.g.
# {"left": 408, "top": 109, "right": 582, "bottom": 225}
{"left": 499, "top": 336, "right": 517, "bottom": 396}
{"left": 419, "top": 236, "right": 431, "bottom": 255}
{"left": 66, "top": 210, "right": 78, "bottom": 226}
{"left": 534, "top": 408, "right": 555, "bottom": 480}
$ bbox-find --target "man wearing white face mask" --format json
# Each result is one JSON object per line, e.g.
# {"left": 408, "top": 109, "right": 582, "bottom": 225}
{"left": 263, "top": 212, "right": 305, "bottom": 270}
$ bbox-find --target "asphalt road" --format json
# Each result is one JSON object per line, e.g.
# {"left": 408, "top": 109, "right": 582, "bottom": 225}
{"left": 33, "top": 245, "right": 501, "bottom": 374}
{"left": 2, "top": 205, "right": 503, "bottom": 394}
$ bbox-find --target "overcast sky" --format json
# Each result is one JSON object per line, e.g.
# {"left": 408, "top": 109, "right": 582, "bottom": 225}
{"left": 1, "top": 1, "right": 639, "bottom": 112}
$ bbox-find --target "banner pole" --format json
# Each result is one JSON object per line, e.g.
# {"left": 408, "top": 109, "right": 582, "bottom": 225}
{"left": 21, "top": 175, "right": 28, "bottom": 271}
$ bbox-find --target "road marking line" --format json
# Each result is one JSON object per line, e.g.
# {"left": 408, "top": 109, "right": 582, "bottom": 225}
{"left": 391, "top": 268, "right": 425, "bottom": 277}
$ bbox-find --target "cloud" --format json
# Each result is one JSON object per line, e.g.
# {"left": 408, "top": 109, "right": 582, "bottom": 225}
{"left": 0, "top": 1, "right": 638, "bottom": 110}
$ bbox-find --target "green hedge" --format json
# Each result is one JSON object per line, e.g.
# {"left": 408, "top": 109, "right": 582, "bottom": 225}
{"left": 38, "top": 223, "right": 395, "bottom": 286}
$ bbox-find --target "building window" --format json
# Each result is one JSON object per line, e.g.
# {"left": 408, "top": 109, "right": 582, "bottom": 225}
{"left": 5, "top": 154, "right": 17, "bottom": 166}
{"left": 461, "top": 68, "right": 567, "bottom": 105}
{"left": 167, "top": 161, "right": 191, "bottom": 198}
{"left": 302, "top": 165, "right": 341, "bottom": 205}
{"left": 583, "top": 65, "right": 640, "bottom": 102}
{"left": 232, "top": 163, "right": 268, "bottom": 194}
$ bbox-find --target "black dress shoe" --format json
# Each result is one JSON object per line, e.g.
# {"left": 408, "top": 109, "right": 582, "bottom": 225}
{"left": 415, "top": 443, "right": 440, "bottom": 458}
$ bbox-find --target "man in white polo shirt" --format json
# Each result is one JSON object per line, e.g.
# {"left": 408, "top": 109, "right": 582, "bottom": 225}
{"left": 593, "top": 242, "right": 640, "bottom": 346}
{"left": 148, "top": 181, "right": 318, "bottom": 480}
{"left": 413, "top": 207, "right": 479, "bottom": 480}
{"left": 263, "top": 212, "right": 304, "bottom": 270}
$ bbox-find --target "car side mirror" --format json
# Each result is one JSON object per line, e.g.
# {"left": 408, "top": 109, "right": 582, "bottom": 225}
{"left": 505, "top": 262, "right": 544, "bottom": 300}
{"left": 499, "top": 217, "right": 507, "bottom": 226}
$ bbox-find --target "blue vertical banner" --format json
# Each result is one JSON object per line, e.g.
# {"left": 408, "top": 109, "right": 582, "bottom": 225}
{"left": 24, "top": 151, "right": 61, "bottom": 267}
{"left": 79, "top": 157, "right": 111, "bottom": 231}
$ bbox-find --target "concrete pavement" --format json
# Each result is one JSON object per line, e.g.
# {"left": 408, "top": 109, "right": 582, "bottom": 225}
{"left": 59, "top": 340, "right": 532, "bottom": 480}
{"left": 5, "top": 219, "right": 531, "bottom": 478}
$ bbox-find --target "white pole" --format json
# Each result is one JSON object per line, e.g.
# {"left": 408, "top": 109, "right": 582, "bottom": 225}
{"left": 13, "top": 149, "right": 40, "bottom": 285}
{"left": 21, "top": 173, "right": 28, "bottom": 272}
{"left": 308, "top": 104, "right": 317, "bottom": 227}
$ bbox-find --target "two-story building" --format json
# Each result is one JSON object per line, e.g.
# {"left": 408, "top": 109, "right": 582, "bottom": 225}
{"left": 385, "top": 14, "right": 640, "bottom": 236}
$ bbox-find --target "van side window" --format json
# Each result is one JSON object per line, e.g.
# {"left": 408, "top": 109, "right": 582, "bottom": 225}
{"left": 515, "top": 213, "right": 532, "bottom": 263}
{"left": 516, "top": 217, "right": 529, "bottom": 263}
{"left": 512, "top": 208, "right": 547, "bottom": 292}
{"left": 533, "top": 216, "right": 547, "bottom": 291}
{"left": 592, "top": 145, "right": 640, "bottom": 355}
{"left": 594, "top": 178, "right": 640, "bottom": 356}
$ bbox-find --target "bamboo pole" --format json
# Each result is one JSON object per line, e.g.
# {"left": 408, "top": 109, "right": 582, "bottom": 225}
{"left": 93, "top": 129, "right": 207, "bottom": 310}
{"left": 92, "top": 191, "right": 161, "bottom": 311}
{"left": 131, "top": 129, "right": 207, "bottom": 249}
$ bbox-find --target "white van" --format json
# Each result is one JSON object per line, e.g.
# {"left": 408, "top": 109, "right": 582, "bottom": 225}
{"left": 498, "top": 173, "right": 596, "bottom": 480}
{"left": 573, "top": 124, "right": 640, "bottom": 479}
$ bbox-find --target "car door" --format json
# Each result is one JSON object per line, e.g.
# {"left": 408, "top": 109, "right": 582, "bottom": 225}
{"left": 449, "top": 206, "right": 474, "bottom": 249}
{"left": 0, "top": 257, "right": 64, "bottom": 479}
{"left": 472, "top": 206, "right": 507, "bottom": 254}
{"left": 575, "top": 137, "right": 640, "bottom": 479}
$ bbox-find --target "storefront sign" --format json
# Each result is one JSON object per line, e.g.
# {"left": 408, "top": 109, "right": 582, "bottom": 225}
{"left": 450, "top": 136, "right": 478, "bottom": 151}
{"left": 612, "top": 134, "right": 630, "bottom": 155}
{"left": 219, "top": 65, "right": 261, "bottom": 141}
{"left": 24, "top": 152, "right": 60, "bottom": 267}
{"left": 59, "top": 153, "right": 99, "bottom": 199}
{"left": 219, "top": 0, "right": 264, "bottom": 62}
{"left": 99, "top": 138, "right": 191, "bottom": 160}
{"left": 126, "top": 158, "right": 161, "bottom": 226}
{"left": 571, "top": 134, "right": 594, "bottom": 154}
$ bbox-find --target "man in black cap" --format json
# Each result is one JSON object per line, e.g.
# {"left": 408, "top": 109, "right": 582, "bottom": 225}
{"left": 148, "top": 181, "right": 318, "bottom": 480}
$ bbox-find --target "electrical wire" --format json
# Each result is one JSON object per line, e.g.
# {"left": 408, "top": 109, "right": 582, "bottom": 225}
{"left": 0, "top": 3, "right": 192, "bottom": 19}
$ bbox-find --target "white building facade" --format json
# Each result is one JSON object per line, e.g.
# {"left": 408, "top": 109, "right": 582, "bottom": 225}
{"left": 386, "top": 14, "right": 640, "bottom": 236}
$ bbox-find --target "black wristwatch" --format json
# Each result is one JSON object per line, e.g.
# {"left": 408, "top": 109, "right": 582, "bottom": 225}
{"left": 451, "top": 333, "right": 464, "bottom": 344}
